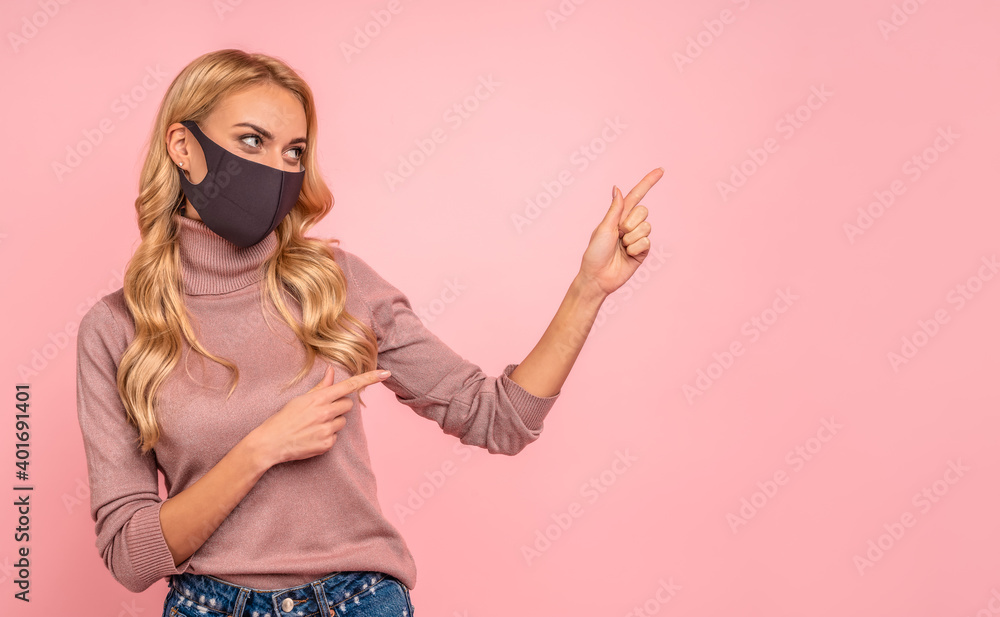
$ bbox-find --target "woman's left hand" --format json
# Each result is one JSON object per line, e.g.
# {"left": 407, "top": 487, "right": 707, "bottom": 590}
{"left": 578, "top": 167, "right": 664, "bottom": 297}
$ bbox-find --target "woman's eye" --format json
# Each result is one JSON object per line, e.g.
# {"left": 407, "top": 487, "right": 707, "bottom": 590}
{"left": 240, "top": 134, "right": 262, "bottom": 148}
{"left": 240, "top": 134, "right": 304, "bottom": 162}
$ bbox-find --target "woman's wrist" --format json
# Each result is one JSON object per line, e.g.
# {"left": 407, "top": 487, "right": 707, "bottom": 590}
{"left": 240, "top": 430, "right": 278, "bottom": 475}
{"left": 572, "top": 271, "right": 610, "bottom": 306}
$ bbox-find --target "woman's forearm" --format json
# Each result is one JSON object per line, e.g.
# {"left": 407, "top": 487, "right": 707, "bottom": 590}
{"left": 158, "top": 432, "right": 273, "bottom": 567}
{"left": 508, "top": 273, "right": 608, "bottom": 398}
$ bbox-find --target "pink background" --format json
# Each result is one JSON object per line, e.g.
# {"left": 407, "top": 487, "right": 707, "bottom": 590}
{"left": 3, "top": 0, "right": 999, "bottom": 615}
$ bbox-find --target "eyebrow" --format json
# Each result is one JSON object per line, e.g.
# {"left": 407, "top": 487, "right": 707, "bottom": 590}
{"left": 233, "top": 122, "right": 308, "bottom": 146}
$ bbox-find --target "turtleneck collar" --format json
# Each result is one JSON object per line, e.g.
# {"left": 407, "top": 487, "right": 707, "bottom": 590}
{"left": 174, "top": 213, "right": 278, "bottom": 296}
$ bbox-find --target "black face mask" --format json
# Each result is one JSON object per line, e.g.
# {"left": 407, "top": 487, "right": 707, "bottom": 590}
{"left": 176, "top": 119, "right": 305, "bottom": 248}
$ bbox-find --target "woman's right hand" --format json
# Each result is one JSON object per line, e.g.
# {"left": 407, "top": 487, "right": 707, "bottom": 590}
{"left": 248, "top": 365, "right": 391, "bottom": 467}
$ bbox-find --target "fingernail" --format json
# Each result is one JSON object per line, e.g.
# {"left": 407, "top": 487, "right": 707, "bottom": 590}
{"left": 612, "top": 185, "right": 617, "bottom": 199}
{"left": 379, "top": 370, "right": 391, "bottom": 379}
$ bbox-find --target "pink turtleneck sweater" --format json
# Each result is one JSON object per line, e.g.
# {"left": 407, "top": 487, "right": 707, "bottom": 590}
{"left": 75, "top": 213, "right": 560, "bottom": 593}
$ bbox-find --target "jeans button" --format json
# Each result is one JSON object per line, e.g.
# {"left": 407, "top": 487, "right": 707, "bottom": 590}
{"left": 281, "top": 598, "right": 294, "bottom": 612}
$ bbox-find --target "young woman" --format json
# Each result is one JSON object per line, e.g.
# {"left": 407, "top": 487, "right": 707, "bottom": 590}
{"left": 75, "top": 48, "right": 660, "bottom": 617}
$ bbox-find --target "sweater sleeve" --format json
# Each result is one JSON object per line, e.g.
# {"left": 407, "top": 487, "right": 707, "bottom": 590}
{"left": 75, "top": 299, "right": 193, "bottom": 593}
{"left": 335, "top": 247, "right": 560, "bottom": 455}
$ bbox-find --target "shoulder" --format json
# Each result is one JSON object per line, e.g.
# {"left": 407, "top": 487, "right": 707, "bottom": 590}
{"left": 324, "top": 242, "right": 410, "bottom": 332}
{"left": 327, "top": 243, "right": 391, "bottom": 289}
{"left": 77, "top": 288, "right": 133, "bottom": 359}
{"left": 328, "top": 243, "right": 365, "bottom": 275}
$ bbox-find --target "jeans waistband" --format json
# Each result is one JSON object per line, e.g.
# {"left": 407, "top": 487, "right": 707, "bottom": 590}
{"left": 168, "top": 569, "right": 393, "bottom": 617}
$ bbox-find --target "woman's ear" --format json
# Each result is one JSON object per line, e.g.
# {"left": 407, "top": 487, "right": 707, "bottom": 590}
{"left": 165, "top": 122, "right": 194, "bottom": 168}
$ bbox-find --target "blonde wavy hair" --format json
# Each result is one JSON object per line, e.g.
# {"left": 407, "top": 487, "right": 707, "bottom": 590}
{"left": 119, "top": 49, "right": 377, "bottom": 454}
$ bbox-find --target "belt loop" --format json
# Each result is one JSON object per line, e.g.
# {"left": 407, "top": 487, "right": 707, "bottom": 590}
{"left": 231, "top": 587, "right": 250, "bottom": 617}
{"left": 312, "top": 580, "right": 331, "bottom": 616}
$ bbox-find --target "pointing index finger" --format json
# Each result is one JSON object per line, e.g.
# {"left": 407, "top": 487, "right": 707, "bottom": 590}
{"left": 622, "top": 167, "right": 664, "bottom": 212}
{"left": 321, "top": 369, "right": 391, "bottom": 398}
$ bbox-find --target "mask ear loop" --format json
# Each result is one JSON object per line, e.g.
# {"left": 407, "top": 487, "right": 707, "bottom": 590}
{"left": 178, "top": 170, "right": 187, "bottom": 214}
{"left": 175, "top": 142, "right": 187, "bottom": 214}
{"left": 178, "top": 165, "right": 187, "bottom": 215}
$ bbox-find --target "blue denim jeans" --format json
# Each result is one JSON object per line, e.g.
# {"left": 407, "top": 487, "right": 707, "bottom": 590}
{"left": 162, "top": 570, "right": 415, "bottom": 617}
